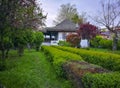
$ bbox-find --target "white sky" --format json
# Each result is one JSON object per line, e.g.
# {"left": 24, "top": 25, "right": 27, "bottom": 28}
{"left": 38, "top": 0, "right": 102, "bottom": 27}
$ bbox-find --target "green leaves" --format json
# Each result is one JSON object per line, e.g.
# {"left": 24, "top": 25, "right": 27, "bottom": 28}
{"left": 53, "top": 3, "right": 78, "bottom": 24}
{"left": 25, "top": 29, "right": 34, "bottom": 43}
{"left": 34, "top": 32, "right": 44, "bottom": 51}
{"left": 82, "top": 72, "right": 120, "bottom": 88}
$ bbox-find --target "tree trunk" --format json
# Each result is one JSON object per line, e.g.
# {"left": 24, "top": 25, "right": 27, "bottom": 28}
{"left": 5, "top": 48, "right": 9, "bottom": 58}
{"left": 0, "top": 37, "right": 5, "bottom": 59}
{"left": 18, "top": 46, "right": 24, "bottom": 56}
{"left": 0, "top": 50, "right": 6, "bottom": 71}
{"left": 1, "top": 50, "right": 5, "bottom": 59}
{"left": 87, "top": 39, "right": 90, "bottom": 47}
{"left": 36, "top": 46, "right": 39, "bottom": 51}
{"left": 27, "top": 43, "right": 31, "bottom": 51}
{"left": 112, "top": 32, "right": 118, "bottom": 51}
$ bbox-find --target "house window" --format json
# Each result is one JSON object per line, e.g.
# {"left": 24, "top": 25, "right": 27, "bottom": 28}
{"left": 52, "top": 36, "right": 55, "bottom": 39}
{"left": 45, "top": 35, "right": 50, "bottom": 39}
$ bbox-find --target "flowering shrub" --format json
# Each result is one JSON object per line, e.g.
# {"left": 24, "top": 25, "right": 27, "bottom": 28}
{"left": 66, "top": 33, "right": 80, "bottom": 47}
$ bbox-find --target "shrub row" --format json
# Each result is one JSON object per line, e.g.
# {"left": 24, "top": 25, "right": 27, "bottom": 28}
{"left": 83, "top": 72, "right": 120, "bottom": 88}
{"left": 63, "top": 61, "right": 110, "bottom": 88}
{"left": 64, "top": 61, "right": 120, "bottom": 88}
{"left": 41, "top": 46, "right": 83, "bottom": 77}
{"left": 42, "top": 46, "right": 120, "bottom": 88}
{"left": 53, "top": 46, "right": 120, "bottom": 88}
{"left": 53, "top": 46, "right": 120, "bottom": 71}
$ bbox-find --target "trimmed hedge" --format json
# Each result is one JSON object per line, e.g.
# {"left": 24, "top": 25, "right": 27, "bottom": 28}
{"left": 64, "top": 61, "right": 120, "bottom": 88}
{"left": 53, "top": 46, "right": 120, "bottom": 71}
{"left": 83, "top": 72, "right": 120, "bottom": 88}
{"left": 41, "top": 46, "right": 83, "bottom": 77}
{"left": 63, "top": 61, "right": 110, "bottom": 88}
{"left": 42, "top": 46, "right": 120, "bottom": 88}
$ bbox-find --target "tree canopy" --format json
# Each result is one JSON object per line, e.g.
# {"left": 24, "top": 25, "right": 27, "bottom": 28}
{"left": 0, "top": 0, "right": 46, "bottom": 59}
{"left": 53, "top": 3, "right": 86, "bottom": 25}
{"left": 77, "top": 23, "right": 98, "bottom": 40}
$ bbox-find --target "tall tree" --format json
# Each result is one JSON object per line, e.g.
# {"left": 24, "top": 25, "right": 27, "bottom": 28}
{"left": 53, "top": 3, "right": 83, "bottom": 25}
{"left": 93, "top": 0, "right": 120, "bottom": 50}
{"left": 72, "top": 12, "right": 87, "bottom": 24}
{"left": 0, "top": 0, "right": 17, "bottom": 59}
{"left": 12, "top": 0, "right": 46, "bottom": 29}
{"left": 77, "top": 23, "right": 98, "bottom": 46}
{"left": 0, "top": 0, "right": 46, "bottom": 59}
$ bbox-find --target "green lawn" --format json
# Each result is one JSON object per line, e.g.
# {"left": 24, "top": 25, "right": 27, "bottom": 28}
{"left": 0, "top": 50, "right": 72, "bottom": 88}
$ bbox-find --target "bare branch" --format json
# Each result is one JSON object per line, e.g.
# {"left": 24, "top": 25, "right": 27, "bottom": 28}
{"left": 93, "top": 0, "right": 120, "bottom": 32}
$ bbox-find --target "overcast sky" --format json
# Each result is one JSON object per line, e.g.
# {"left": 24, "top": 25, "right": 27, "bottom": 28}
{"left": 39, "top": 0, "right": 102, "bottom": 27}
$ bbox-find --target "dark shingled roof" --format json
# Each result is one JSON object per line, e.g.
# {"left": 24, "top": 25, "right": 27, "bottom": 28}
{"left": 44, "top": 19, "right": 78, "bottom": 32}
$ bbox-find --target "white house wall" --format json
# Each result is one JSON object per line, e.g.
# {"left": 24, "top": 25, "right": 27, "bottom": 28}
{"left": 80, "top": 39, "right": 89, "bottom": 48}
{"left": 58, "top": 32, "right": 64, "bottom": 41}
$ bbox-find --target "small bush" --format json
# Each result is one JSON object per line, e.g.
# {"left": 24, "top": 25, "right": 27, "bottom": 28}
{"left": 90, "top": 36, "right": 102, "bottom": 48}
{"left": 99, "top": 38, "right": 112, "bottom": 49}
{"left": 90, "top": 36, "right": 112, "bottom": 49}
{"left": 66, "top": 33, "right": 80, "bottom": 47}
{"left": 34, "top": 32, "right": 44, "bottom": 51}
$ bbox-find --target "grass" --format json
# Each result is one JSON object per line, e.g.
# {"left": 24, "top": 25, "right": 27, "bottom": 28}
{"left": 0, "top": 50, "right": 72, "bottom": 88}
